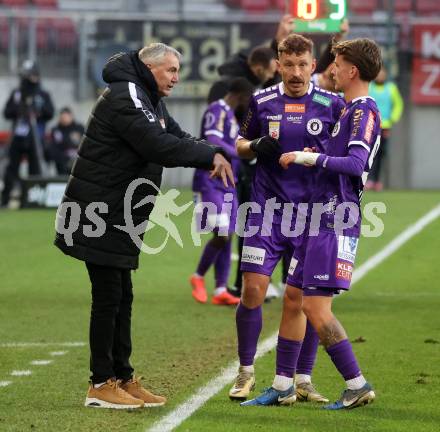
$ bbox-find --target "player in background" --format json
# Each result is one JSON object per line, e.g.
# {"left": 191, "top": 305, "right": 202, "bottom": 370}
{"left": 367, "top": 65, "right": 403, "bottom": 191}
{"left": 190, "top": 78, "right": 254, "bottom": 305}
{"left": 245, "top": 38, "right": 382, "bottom": 409}
{"left": 229, "top": 34, "right": 345, "bottom": 403}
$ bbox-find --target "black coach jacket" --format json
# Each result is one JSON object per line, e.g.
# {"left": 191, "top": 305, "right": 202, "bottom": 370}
{"left": 55, "top": 50, "right": 223, "bottom": 269}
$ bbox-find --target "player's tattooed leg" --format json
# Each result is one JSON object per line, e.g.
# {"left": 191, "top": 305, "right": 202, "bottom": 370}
{"left": 318, "top": 317, "right": 347, "bottom": 348}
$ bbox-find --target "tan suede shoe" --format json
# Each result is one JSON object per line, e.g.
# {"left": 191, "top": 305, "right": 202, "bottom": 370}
{"left": 121, "top": 375, "right": 166, "bottom": 407}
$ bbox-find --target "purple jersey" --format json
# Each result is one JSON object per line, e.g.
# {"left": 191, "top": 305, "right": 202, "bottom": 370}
{"left": 312, "top": 96, "right": 382, "bottom": 236}
{"left": 240, "top": 82, "right": 344, "bottom": 222}
{"left": 193, "top": 99, "right": 240, "bottom": 193}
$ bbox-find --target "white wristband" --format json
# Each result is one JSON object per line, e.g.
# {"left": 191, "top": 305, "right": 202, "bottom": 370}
{"left": 293, "top": 151, "right": 320, "bottom": 166}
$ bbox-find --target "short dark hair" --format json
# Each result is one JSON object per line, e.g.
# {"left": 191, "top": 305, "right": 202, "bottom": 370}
{"left": 248, "top": 45, "right": 276, "bottom": 68}
{"left": 60, "top": 107, "right": 72, "bottom": 114}
{"left": 278, "top": 34, "right": 314, "bottom": 57}
{"left": 227, "top": 77, "right": 254, "bottom": 96}
{"left": 332, "top": 38, "right": 382, "bottom": 82}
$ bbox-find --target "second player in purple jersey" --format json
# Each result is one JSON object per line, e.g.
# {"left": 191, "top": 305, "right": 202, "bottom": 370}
{"left": 272, "top": 38, "right": 383, "bottom": 411}
{"left": 190, "top": 78, "right": 253, "bottom": 306}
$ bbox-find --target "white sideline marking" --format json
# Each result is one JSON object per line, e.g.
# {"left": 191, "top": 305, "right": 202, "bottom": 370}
{"left": 50, "top": 351, "right": 68, "bottom": 356}
{"left": 11, "top": 370, "right": 32, "bottom": 376}
{"left": 30, "top": 360, "right": 53, "bottom": 366}
{"left": 0, "top": 381, "right": 12, "bottom": 387}
{"left": 352, "top": 204, "right": 440, "bottom": 285}
{"left": 148, "top": 334, "right": 277, "bottom": 432}
{"left": 148, "top": 203, "right": 440, "bottom": 432}
{"left": 0, "top": 342, "right": 86, "bottom": 348}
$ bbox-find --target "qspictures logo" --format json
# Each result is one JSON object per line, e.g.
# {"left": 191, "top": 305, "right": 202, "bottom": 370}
{"left": 56, "top": 179, "right": 387, "bottom": 255}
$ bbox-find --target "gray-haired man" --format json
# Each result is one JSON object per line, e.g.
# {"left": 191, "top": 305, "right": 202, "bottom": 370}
{"left": 55, "top": 43, "right": 234, "bottom": 409}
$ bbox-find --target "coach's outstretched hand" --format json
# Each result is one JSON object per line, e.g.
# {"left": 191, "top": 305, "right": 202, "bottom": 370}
{"left": 210, "top": 153, "right": 235, "bottom": 188}
{"left": 249, "top": 135, "right": 282, "bottom": 159}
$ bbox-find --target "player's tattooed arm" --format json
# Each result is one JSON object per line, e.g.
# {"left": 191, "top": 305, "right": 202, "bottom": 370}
{"left": 318, "top": 317, "right": 348, "bottom": 348}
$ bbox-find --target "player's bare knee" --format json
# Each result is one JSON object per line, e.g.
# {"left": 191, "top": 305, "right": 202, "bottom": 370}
{"left": 283, "top": 286, "right": 303, "bottom": 315}
{"left": 242, "top": 274, "right": 267, "bottom": 307}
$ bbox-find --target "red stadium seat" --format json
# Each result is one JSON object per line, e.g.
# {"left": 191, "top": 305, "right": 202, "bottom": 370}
{"left": 0, "top": 0, "right": 29, "bottom": 6}
{"left": 382, "top": 0, "right": 413, "bottom": 13}
{"left": 272, "top": 0, "right": 287, "bottom": 12}
{"left": 415, "top": 0, "right": 440, "bottom": 15}
{"left": 51, "top": 18, "right": 77, "bottom": 49}
{"left": 239, "top": 0, "right": 271, "bottom": 13}
{"left": 32, "top": 0, "right": 57, "bottom": 8}
{"left": 36, "top": 18, "right": 50, "bottom": 49}
{"left": 349, "top": 0, "right": 379, "bottom": 15}
{"left": 0, "top": 16, "right": 9, "bottom": 50}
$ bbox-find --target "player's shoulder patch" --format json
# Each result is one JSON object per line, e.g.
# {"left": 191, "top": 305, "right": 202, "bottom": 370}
{"left": 314, "top": 86, "right": 339, "bottom": 97}
{"left": 312, "top": 87, "right": 340, "bottom": 107}
{"left": 255, "top": 91, "right": 278, "bottom": 105}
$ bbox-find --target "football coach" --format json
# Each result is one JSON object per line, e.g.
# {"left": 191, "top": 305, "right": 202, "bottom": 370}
{"left": 55, "top": 43, "right": 234, "bottom": 409}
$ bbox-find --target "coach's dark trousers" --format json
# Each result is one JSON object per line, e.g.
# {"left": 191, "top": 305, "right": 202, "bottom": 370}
{"left": 86, "top": 262, "right": 134, "bottom": 384}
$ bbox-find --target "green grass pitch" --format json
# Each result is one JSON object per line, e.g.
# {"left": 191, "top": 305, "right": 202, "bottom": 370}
{"left": 0, "top": 190, "right": 439, "bottom": 431}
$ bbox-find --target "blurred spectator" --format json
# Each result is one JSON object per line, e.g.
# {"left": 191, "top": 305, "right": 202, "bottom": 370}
{"left": 311, "top": 19, "right": 350, "bottom": 91}
{"left": 207, "top": 45, "right": 278, "bottom": 111}
{"left": 48, "top": 107, "right": 84, "bottom": 175}
{"left": 367, "top": 66, "right": 404, "bottom": 191}
{"left": 1, "top": 60, "right": 54, "bottom": 207}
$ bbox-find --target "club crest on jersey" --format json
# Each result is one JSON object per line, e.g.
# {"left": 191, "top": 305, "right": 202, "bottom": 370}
{"left": 269, "top": 121, "right": 280, "bottom": 139}
{"left": 307, "top": 118, "right": 323, "bottom": 135}
{"left": 331, "top": 121, "right": 340, "bottom": 137}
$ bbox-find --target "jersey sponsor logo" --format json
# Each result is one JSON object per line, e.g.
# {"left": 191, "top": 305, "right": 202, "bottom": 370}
{"left": 331, "top": 121, "right": 340, "bottom": 137}
{"left": 364, "top": 111, "right": 375, "bottom": 144}
{"left": 314, "top": 274, "right": 329, "bottom": 281}
{"left": 336, "top": 261, "right": 353, "bottom": 281}
{"left": 269, "top": 121, "right": 280, "bottom": 139}
{"left": 287, "top": 115, "right": 303, "bottom": 124}
{"left": 307, "top": 118, "right": 323, "bottom": 135}
{"left": 257, "top": 93, "right": 278, "bottom": 104}
{"left": 351, "top": 108, "right": 364, "bottom": 138}
{"left": 312, "top": 93, "right": 331, "bottom": 107}
{"left": 285, "top": 104, "right": 306, "bottom": 113}
{"left": 242, "top": 246, "right": 266, "bottom": 265}
{"left": 288, "top": 257, "right": 298, "bottom": 275}
{"left": 266, "top": 114, "right": 282, "bottom": 121}
{"left": 337, "top": 235, "right": 358, "bottom": 263}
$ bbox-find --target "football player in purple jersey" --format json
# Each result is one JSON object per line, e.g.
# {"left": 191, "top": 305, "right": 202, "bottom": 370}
{"left": 190, "top": 78, "right": 254, "bottom": 306}
{"left": 253, "top": 38, "right": 383, "bottom": 410}
{"left": 229, "top": 34, "right": 345, "bottom": 403}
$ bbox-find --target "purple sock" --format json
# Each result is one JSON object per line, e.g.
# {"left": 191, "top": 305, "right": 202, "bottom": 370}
{"left": 214, "top": 240, "right": 232, "bottom": 287}
{"left": 296, "top": 321, "right": 319, "bottom": 376}
{"left": 196, "top": 241, "right": 222, "bottom": 276}
{"left": 276, "top": 336, "right": 303, "bottom": 377}
{"left": 326, "top": 339, "right": 362, "bottom": 380}
{"left": 236, "top": 303, "right": 262, "bottom": 366}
